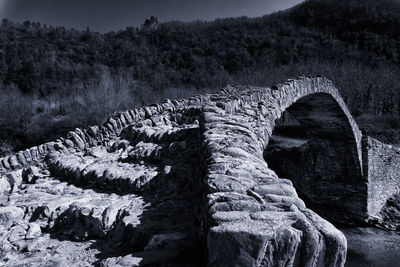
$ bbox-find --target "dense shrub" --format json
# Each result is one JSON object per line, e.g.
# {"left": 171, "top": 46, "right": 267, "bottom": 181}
{"left": 1, "top": 0, "right": 400, "bottom": 154}
{"left": 0, "top": 71, "right": 213, "bottom": 155}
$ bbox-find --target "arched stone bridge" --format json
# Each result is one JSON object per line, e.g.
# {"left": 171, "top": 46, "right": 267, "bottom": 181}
{"left": 0, "top": 77, "right": 399, "bottom": 266}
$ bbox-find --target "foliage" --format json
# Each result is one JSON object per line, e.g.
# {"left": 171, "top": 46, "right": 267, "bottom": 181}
{"left": 1, "top": 0, "right": 399, "bottom": 94}
{"left": 0, "top": 70, "right": 213, "bottom": 155}
{"left": 1, "top": 0, "right": 400, "bottom": 154}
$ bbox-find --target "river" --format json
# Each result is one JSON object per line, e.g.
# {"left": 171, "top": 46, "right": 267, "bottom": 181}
{"left": 340, "top": 227, "right": 400, "bottom": 267}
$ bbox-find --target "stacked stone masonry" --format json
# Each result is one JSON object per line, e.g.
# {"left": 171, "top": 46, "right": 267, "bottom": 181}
{"left": 0, "top": 76, "right": 399, "bottom": 266}
{"left": 363, "top": 136, "right": 400, "bottom": 221}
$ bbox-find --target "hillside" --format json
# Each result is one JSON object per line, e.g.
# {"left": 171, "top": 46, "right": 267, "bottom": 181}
{"left": 1, "top": 0, "right": 400, "bottom": 155}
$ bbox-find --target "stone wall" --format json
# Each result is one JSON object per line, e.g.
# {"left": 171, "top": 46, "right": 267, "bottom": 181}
{"left": 210, "top": 77, "right": 368, "bottom": 223}
{"left": 201, "top": 77, "right": 348, "bottom": 266}
{"left": 364, "top": 136, "right": 400, "bottom": 220}
{"left": 0, "top": 95, "right": 210, "bottom": 175}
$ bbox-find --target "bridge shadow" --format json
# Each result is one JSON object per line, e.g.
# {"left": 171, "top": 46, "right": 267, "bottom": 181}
{"left": 45, "top": 129, "right": 207, "bottom": 266}
{"left": 41, "top": 125, "right": 205, "bottom": 266}
{"left": 264, "top": 92, "right": 368, "bottom": 225}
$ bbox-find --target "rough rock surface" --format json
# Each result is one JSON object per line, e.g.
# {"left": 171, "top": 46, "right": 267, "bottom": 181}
{"left": 201, "top": 97, "right": 347, "bottom": 266}
{"left": 1, "top": 76, "right": 397, "bottom": 266}
{"left": 1, "top": 107, "right": 205, "bottom": 266}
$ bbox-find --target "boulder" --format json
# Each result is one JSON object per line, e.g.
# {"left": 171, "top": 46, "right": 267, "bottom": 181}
{"left": 0, "top": 176, "right": 11, "bottom": 193}
{"left": 6, "top": 171, "right": 22, "bottom": 189}
{"left": 26, "top": 223, "right": 42, "bottom": 239}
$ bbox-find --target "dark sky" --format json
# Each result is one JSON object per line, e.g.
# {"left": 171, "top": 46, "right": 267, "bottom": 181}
{"left": 0, "top": 0, "right": 302, "bottom": 32}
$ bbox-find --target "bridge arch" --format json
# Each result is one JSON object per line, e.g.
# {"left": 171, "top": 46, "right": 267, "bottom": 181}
{"left": 261, "top": 78, "right": 368, "bottom": 223}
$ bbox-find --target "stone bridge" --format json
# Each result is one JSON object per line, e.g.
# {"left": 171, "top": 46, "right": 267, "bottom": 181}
{"left": 0, "top": 76, "right": 399, "bottom": 266}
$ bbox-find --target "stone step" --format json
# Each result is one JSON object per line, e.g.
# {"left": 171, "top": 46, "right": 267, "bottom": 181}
{"left": 47, "top": 150, "right": 160, "bottom": 194}
{"left": 121, "top": 123, "right": 199, "bottom": 145}
{"left": 126, "top": 140, "right": 189, "bottom": 164}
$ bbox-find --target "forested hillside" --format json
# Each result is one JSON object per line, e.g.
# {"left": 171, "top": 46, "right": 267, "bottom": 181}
{"left": 1, "top": 0, "right": 400, "bottom": 155}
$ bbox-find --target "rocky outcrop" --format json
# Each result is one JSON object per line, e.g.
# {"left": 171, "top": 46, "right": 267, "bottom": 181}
{"left": 1, "top": 76, "right": 399, "bottom": 266}
{"left": 378, "top": 194, "right": 400, "bottom": 230}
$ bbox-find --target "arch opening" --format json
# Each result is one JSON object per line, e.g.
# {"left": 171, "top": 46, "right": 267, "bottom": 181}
{"left": 264, "top": 92, "right": 368, "bottom": 224}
